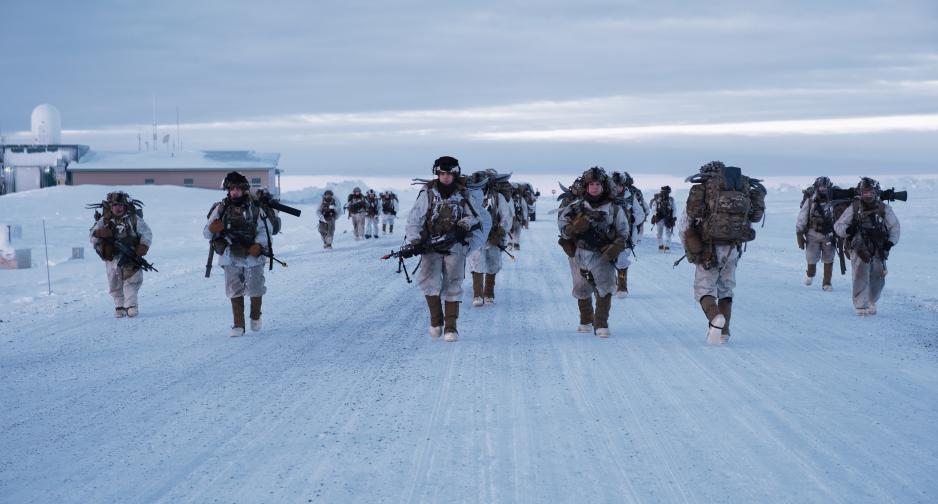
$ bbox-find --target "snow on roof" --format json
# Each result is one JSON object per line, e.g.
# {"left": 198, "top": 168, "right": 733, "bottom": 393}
{"left": 69, "top": 150, "right": 280, "bottom": 171}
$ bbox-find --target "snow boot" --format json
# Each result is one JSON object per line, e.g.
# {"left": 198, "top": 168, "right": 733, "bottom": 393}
{"left": 443, "top": 301, "right": 459, "bottom": 342}
{"left": 426, "top": 295, "right": 444, "bottom": 337}
{"left": 593, "top": 293, "right": 612, "bottom": 338}
{"left": 616, "top": 268, "right": 628, "bottom": 298}
{"left": 115, "top": 307, "right": 127, "bottom": 319}
{"left": 126, "top": 306, "right": 138, "bottom": 318}
{"left": 483, "top": 273, "right": 496, "bottom": 303}
{"left": 718, "top": 297, "right": 732, "bottom": 343}
{"left": 664, "top": 245, "right": 671, "bottom": 252}
{"left": 389, "top": 224, "right": 394, "bottom": 234}
{"left": 867, "top": 303, "right": 877, "bottom": 315}
{"left": 250, "top": 296, "right": 262, "bottom": 332}
{"left": 700, "top": 295, "right": 725, "bottom": 345}
{"left": 577, "top": 298, "right": 593, "bottom": 332}
{"left": 231, "top": 296, "right": 245, "bottom": 336}
{"left": 804, "top": 263, "right": 816, "bottom": 285}
{"left": 471, "top": 272, "right": 484, "bottom": 306}
{"left": 822, "top": 263, "right": 833, "bottom": 291}
{"left": 658, "top": 244, "right": 664, "bottom": 252}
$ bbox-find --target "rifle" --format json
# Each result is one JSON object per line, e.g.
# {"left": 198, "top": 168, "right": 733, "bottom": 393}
{"left": 380, "top": 228, "right": 467, "bottom": 260}
{"left": 255, "top": 189, "right": 302, "bottom": 217}
{"left": 205, "top": 244, "right": 214, "bottom": 278}
{"left": 835, "top": 235, "right": 847, "bottom": 275}
{"left": 111, "top": 239, "right": 158, "bottom": 272}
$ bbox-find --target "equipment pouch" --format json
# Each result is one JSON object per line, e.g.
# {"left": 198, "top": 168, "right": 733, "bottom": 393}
{"left": 212, "top": 238, "right": 229, "bottom": 255}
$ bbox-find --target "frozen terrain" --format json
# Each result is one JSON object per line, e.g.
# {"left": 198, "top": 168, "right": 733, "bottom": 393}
{"left": 1, "top": 181, "right": 936, "bottom": 503}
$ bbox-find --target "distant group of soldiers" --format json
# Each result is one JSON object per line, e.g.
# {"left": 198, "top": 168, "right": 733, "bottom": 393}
{"left": 796, "top": 176, "right": 903, "bottom": 315}
{"left": 86, "top": 159, "right": 905, "bottom": 342}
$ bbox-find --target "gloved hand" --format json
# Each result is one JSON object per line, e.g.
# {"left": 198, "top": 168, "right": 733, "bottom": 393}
{"left": 248, "top": 243, "right": 263, "bottom": 257}
{"left": 208, "top": 219, "right": 224, "bottom": 234}
{"left": 94, "top": 227, "right": 113, "bottom": 238}
{"left": 845, "top": 223, "right": 858, "bottom": 236}
{"left": 558, "top": 237, "right": 577, "bottom": 257}
{"left": 884, "top": 240, "right": 894, "bottom": 252}
{"left": 651, "top": 215, "right": 659, "bottom": 225}
{"left": 796, "top": 232, "right": 806, "bottom": 250}
{"left": 601, "top": 240, "right": 626, "bottom": 262}
{"left": 567, "top": 214, "right": 591, "bottom": 234}
{"left": 456, "top": 217, "right": 473, "bottom": 230}
{"left": 135, "top": 243, "right": 149, "bottom": 256}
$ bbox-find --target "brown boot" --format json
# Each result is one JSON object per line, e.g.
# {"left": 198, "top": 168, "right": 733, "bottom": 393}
{"left": 250, "top": 296, "right": 262, "bottom": 320}
{"left": 593, "top": 293, "right": 612, "bottom": 337}
{"left": 804, "top": 263, "right": 817, "bottom": 285}
{"left": 699, "top": 295, "right": 725, "bottom": 344}
{"left": 249, "top": 296, "right": 262, "bottom": 331}
{"left": 616, "top": 268, "right": 628, "bottom": 297}
{"left": 471, "top": 272, "right": 484, "bottom": 299}
{"left": 822, "top": 263, "right": 833, "bottom": 290}
{"left": 718, "top": 297, "right": 732, "bottom": 342}
{"left": 577, "top": 298, "right": 594, "bottom": 332}
{"left": 483, "top": 273, "right": 496, "bottom": 301}
{"left": 425, "top": 295, "right": 444, "bottom": 337}
{"left": 230, "top": 296, "right": 245, "bottom": 336}
{"left": 443, "top": 301, "right": 460, "bottom": 341}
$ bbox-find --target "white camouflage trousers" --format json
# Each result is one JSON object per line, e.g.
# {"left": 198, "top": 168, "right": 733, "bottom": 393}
{"left": 656, "top": 221, "right": 674, "bottom": 247}
{"left": 416, "top": 244, "right": 468, "bottom": 302}
{"left": 693, "top": 244, "right": 740, "bottom": 301}
{"left": 851, "top": 256, "right": 886, "bottom": 309}
{"left": 106, "top": 260, "right": 143, "bottom": 308}
{"left": 351, "top": 214, "right": 365, "bottom": 239}
{"left": 572, "top": 249, "right": 617, "bottom": 298}
{"left": 223, "top": 264, "right": 267, "bottom": 298}
{"left": 509, "top": 218, "right": 523, "bottom": 248}
{"left": 804, "top": 231, "right": 835, "bottom": 264}
{"left": 381, "top": 214, "right": 395, "bottom": 229}
{"left": 318, "top": 220, "right": 336, "bottom": 246}
{"left": 366, "top": 216, "right": 380, "bottom": 237}
{"left": 468, "top": 243, "right": 503, "bottom": 275}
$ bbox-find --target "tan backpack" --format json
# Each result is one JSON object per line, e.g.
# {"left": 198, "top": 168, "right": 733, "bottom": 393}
{"left": 686, "top": 166, "right": 765, "bottom": 244}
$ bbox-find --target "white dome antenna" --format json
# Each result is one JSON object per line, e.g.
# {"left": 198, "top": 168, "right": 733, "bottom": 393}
{"left": 31, "top": 104, "right": 62, "bottom": 145}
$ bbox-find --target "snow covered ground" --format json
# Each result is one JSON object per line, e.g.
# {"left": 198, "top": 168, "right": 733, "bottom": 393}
{"left": 1, "top": 182, "right": 936, "bottom": 503}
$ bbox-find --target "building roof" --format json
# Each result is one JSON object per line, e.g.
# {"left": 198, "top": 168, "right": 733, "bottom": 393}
{"left": 69, "top": 150, "right": 280, "bottom": 172}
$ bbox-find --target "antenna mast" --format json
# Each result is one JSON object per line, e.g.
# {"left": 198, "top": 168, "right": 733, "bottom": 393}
{"left": 151, "top": 96, "right": 157, "bottom": 152}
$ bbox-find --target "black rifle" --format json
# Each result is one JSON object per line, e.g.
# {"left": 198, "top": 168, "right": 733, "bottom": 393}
{"left": 381, "top": 228, "right": 467, "bottom": 260}
{"left": 112, "top": 239, "right": 158, "bottom": 272}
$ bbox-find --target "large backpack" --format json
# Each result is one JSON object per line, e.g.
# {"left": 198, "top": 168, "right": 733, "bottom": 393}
{"left": 686, "top": 166, "right": 764, "bottom": 243}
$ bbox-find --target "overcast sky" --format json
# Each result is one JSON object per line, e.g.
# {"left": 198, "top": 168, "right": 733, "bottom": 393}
{"left": 2, "top": 0, "right": 937, "bottom": 177}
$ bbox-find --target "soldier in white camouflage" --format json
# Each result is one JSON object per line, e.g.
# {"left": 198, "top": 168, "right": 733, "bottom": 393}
{"left": 680, "top": 161, "right": 766, "bottom": 345}
{"left": 89, "top": 191, "right": 153, "bottom": 318}
{"left": 834, "top": 177, "right": 901, "bottom": 316}
{"left": 404, "top": 156, "right": 488, "bottom": 342}
{"left": 558, "top": 167, "right": 631, "bottom": 338}
{"left": 796, "top": 176, "right": 837, "bottom": 290}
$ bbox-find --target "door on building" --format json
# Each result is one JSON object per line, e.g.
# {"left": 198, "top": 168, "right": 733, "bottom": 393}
{"left": 14, "top": 166, "right": 41, "bottom": 192}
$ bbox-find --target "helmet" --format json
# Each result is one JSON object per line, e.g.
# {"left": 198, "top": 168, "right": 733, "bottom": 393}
{"left": 352, "top": 186, "right": 361, "bottom": 194}
{"left": 581, "top": 166, "right": 613, "bottom": 197}
{"left": 432, "top": 156, "right": 460, "bottom": 176}
{"left": 699, "top": 161, "right": 725, "bottom": 174}
{"left": 222, "top": 171, "right": 250, "bottom": 191}
{"left": 623, "top": 172, "right": 634, "bottom": 187}
{"left": 857, "top": 177, "right": 880, "bottom": 200}
{"left": 610, "top": 171, "right": 625, "bottom": 187}
{"left": 814, "top": 176, "right": 832, "bottom": 189}
{"left": 323, "top": 190, "right": 333, "bottom": 197}
{"left": 661, "top": 185, "right": 671, "bottom": 193}
{"left": 469, "top": 170, "right": 489, "bottom": 185}
{"left": 367, "top": 189, "right": 376, "bottom": 196}
{"left": 106, "top": 191, "right": 131, "bottom": 206}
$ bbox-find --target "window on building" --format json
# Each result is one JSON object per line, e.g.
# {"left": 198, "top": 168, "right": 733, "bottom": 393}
{"left": 184, "top": 178, "right": 194, "bottom": 187}
{"left": 251, "top": 177, "right": 262, "bottom": 188}
{"left": 144, "top": 178, "right": 155, "bottom": 185}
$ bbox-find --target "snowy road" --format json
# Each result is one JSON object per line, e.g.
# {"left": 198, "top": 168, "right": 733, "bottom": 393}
{"left": 2, "top": 185, "right": 937, "bottom": 503}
